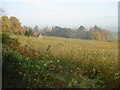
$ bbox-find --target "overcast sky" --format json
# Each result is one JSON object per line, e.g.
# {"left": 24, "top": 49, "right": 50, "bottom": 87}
{"left": 0, "top": 0, "right": 119, "bottom": 29}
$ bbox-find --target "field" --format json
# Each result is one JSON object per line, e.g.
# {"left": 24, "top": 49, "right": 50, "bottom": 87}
{"left": 11, "top": 35, "right": 118, "bottom": 62}
{"left": 3, "top": 34, "right": 119, "bottom": 88}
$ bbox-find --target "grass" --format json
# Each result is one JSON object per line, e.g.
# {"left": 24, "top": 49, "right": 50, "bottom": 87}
{"left": 11, "top": 34, "right": 118, "bottom": 62}
{"left": 5, "top": 34, "right": 119, "bottom": 88}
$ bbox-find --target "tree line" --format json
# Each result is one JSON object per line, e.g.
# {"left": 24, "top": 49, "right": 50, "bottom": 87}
{"left": 1, "top": 16, "right": 113, "bottom": 41}
{"left": 43, "top": 26, "right": 113, "bottom": 41}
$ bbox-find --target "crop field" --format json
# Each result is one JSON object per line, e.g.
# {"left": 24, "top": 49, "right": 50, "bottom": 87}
{"left": 4, "top": 34, "right": 119, "bottom": 88}
{"left": 11, "top": 35, "right": 118, "bottom": 61}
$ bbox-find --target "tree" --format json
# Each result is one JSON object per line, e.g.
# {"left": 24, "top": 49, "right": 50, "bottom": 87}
{"left": 87, "top": 26, "right": 113, "bottom": 41}
{"left": 49, "top": 26, "right": 75, "bottom": 38}
{"left": 78, "top": 26, "right": 85, "bottom": 31}
{"left": 99, "top": 32, "right": 105, "bottom": 41}
{"left": 96, "top": 31, "right": 102, "bottom": 40}
{"left": 25, "top": 30, "right": 29, "bottom": 37}
{"left": 88, "top": 28, "right": 96, "bottom": 40}
{"left": 1, "top": 16, "right": 25, "bottom": 34}
{"left": 102, "top": 29, "right": 112, "bottom": 41}
{"left": 28, "top": 29, "right": 33, "bottom": 36}
{"left": 34, "top": 25, "right": 39, "bottom": 33}
{"left": 1, "top": 16, "right": 12, "bottom": 33}
{"left": 76, "top": 26, "right": 86, "bottom": 39}
{"left": 10, "top": 16, "right": 22, "bottom": 34}
{"left": 24, "top": 29, "right": 33, "bottom": 37}
{"left": 93, "top": 25, "right": 102, "bottom": 31}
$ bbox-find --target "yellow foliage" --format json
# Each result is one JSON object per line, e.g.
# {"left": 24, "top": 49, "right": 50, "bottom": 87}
{"left": 1, "top": 16, "right": 12, "bottom": 33}
{"left": 96, "top": 31, "right": 102, "bottom": 40}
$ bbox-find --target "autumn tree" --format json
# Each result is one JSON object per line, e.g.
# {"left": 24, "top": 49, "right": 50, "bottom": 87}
{"left": 43, "top": 25, "right": 113, "bottom": 41}
{"left": 96, "top": 31, "right": 102, "bottom": 40}
{"left": 1, "top": 16, "right": 12, "bottom": 33}
{"left": 99, "top": 32, "right": 105, "bottom": 40}
{"left": 102, "top": 29, "right": 113, "bottom": 41}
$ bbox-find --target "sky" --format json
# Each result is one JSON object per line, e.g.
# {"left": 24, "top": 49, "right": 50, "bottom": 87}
{"left": 0, "top": 0, "right": 119, "bottom": 29}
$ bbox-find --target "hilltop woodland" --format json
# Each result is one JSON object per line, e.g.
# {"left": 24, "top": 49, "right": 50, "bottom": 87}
{"left": 1, "top": 16, "right": 119, "bottom": 88}
{"left": 2, "top": 16, "right": 113, "bottom": 41}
